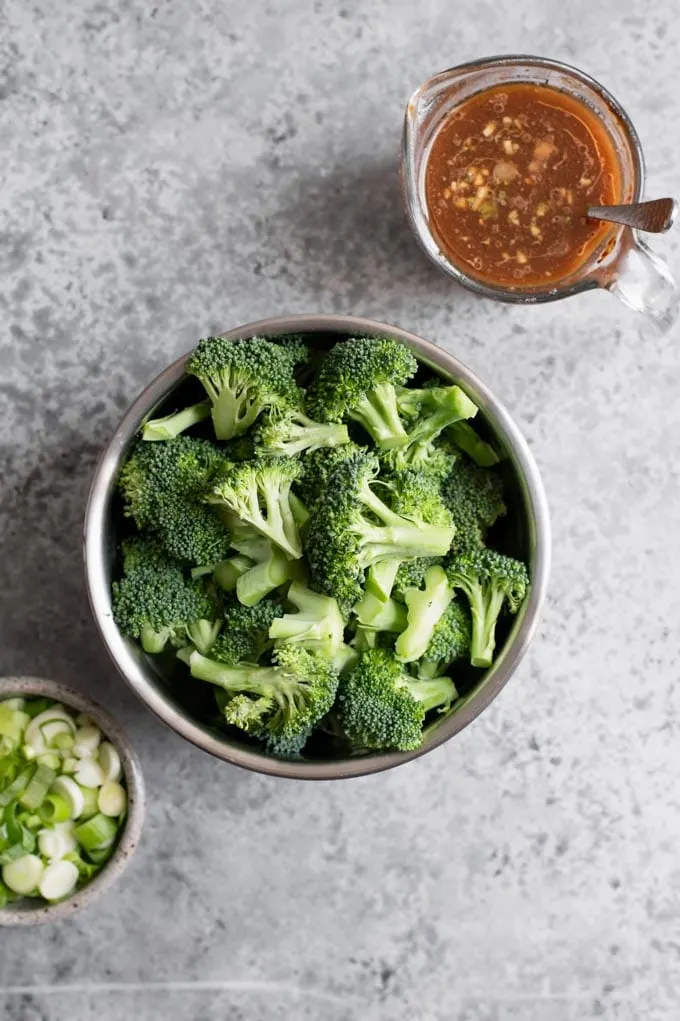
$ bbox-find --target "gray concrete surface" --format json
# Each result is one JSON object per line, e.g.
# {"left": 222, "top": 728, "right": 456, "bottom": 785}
{"left": 1, "top": 0, "right": 679, "bottom": 1018}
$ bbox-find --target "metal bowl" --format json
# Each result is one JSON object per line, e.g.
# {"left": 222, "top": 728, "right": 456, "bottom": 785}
{"left": 0, "top": 677, "right": 145, "bottom": 926}
{"left": 84, "top": 314, "right": 551, "bottom": 780}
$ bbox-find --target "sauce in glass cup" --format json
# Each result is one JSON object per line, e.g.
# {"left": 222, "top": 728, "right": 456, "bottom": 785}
{"left": 402, "top": 56, "right": 679, "bottom": 330}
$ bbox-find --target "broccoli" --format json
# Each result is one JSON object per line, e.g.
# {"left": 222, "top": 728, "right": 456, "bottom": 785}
{"left": 206, "top": 458, "right": 303, "bottom": 559}
{"left": 338, "top": 648, "right": 456, "bottom": 751}
{"left": 394, "top": 565, "right": 454, "bottom": 662}
{"left": 221, "top": 515, "right": 302, "bottom": 605}
{"left": 213, "top": 555, "right": 253, "bottom": 593}
{"left": 446, "top": 549, "right": 529, "bottom": 668}
{"left": 209, "top": 598, "right": 284, "bottom": 665}
{"left": 118, "top": 437, "right": 231, "bottom": 565}
{"left": 352, "top": 591, "right": 408, "bottom": 633}
{"left": 440, "top": 457, "right": 506, "bottom": 553}
{"left": 446, "top": 421, "right": 500, "bottom": 467}
{"left": 393, "top": 557, "right": 442, "bottom": 600}
{"left": 188, "top": 644, "right": 339, "bottom": 757}
{"left": 268, "top": 582, "right": 346, "bottom": 658}
{"left": 307, "top": 337, "right": 417, "bottom": 449}
{"left": 186, "top": 336, "right": 302, "bottom": 440}
{"left": 419, "top": 600, "right": 471, "bottom": 679}
{"left": 112, "top": 538, "right": 219, "bottom": 654}
{"left": 294, "top": 442, "right": 365, "bottom": 514}
{"left": 365, "top": 465, "right": 454, "bottom": 600}
{"left": 141, "top": 401, "right": 211, "bottom": 442}
{"left": 305, "top": 451, "right": 455, "bottom": 611}
{"left": 255, "top": 409, "right": 349, "bottom": 457}
{"left": 386, "top": 384, "right": 478, "bottom": 468}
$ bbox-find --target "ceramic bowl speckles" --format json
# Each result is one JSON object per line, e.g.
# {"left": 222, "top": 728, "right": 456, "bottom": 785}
{"left": 0, "top": 677, "right": 145, "bottom": 926}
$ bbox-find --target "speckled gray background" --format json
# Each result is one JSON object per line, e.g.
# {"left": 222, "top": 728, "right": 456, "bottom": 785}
{"left": 1, "top": 0, "right": 679, "bottom": 1018}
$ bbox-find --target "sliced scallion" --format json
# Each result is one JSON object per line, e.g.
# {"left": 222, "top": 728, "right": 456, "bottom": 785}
{"left": 98, "top": 782, "right": 126, "bottom": 818}
{"left": 19, "top": 764, "right": 57, "bottom": 811}
{"left": 2, "top": 854, "right": 44, "bottom": 895}
{"left": 39, "top": 793, "right": 71, "bottom": 825}
{"left": 74, "top": 814, "right": 118, "bottom": 852}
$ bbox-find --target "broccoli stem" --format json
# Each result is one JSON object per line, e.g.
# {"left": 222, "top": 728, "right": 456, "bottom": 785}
{"left": 353, "top": 592, "right": 407, "bottom": 632}
{"left": 213, "top": 555, "right": 253, "bottom": 593}
{"left": 189, "top": 652, "right": 297, "bottom": 712}
{"left": 395, "top": 566, "right": 453, "bottom": 662}
{"left": 447, "top": 421, "right": 499, "bottom": 467}
{"left": 141, "top": 402, "right": 211, "bottom": 441}
{"left": 186, "top": 619, "right": 223, "bottom": 656}
{"left": 236, "top": 548, "right": 294, "bottom": 606}
{"left": 355, "top": 479, "right": 453, "bottom": 564}
{"left": 210, "top": 375, "right": 261, "bottom": 440}
{"left": 349, "top": 383, "right": 409, "bottom": 449}
{"left": 365, "top": 560, "right": 401, "bottom": 601}
{"left": 140, "top": 625, "right": 171, "bottom": 654}
{"left": 465, "top": 582, "right": 506, "bottom": 668}
{"left": 402, "top": 676, "right": 457, "bottom": 713}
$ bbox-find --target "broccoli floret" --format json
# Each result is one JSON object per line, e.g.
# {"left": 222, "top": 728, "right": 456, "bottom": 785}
{"left": 352, "top": 591, "right": 408, "bottom": 633}
{"left": 294, "top": 442, "right": 365, "bottom": 514}
{"left": 394, "top": 565, "right": 454, "bottom": 663}
{"left": 141, "top": 401, "right": 211, "bottom": 441}
{"left": 118, "top": 437, "right": 231, "bottom": 565}
{"left": 440, "top": 457, "right": 506, "bottom": 553}
{"left": 221, "top": 515, "right": 302, "bottom": 605}
{"left": 255, "top": 409, "right": 349, "bottom": 457}
{"left": 188, "top": 644, "right": 339, "bottom": 757}
{"left": 307, "top": 337, "right": 417, "bottom": 449}
{"left": 393, "top": 557, "right": 442, "bottom": 600}
{"left": 206, "top": 458, "right": 303, "bottom": 559}
{"left": 210, "top": 598, "right": 284, "bottom": 665}
{"left": 338, "top": 648, "right": 456, "bottom": 751}
{"left": 446, "top": 421, "right": 500, "bottom": 467}
{"left": 385, "top": 384, "right": 478, "bottom": 468}
{"left": 419, "top": 600, "right": 471, "bottom": 678}
{"left": 446, "top": 549, "right": 529, "bottom": 668}
{"left": 113, "top": 539, "right": 217, "bottom": 654}
{"left": 364, "top": 465, "right": 454, "bottom": 600}
{"left": 269, "top": 582, "right": 346, "bottom": 658}
{"left": 186, "top": 336, "right": 302, "bottom": 440}
{"left": 305, "top": 452, "right": 455, "bottom": 612}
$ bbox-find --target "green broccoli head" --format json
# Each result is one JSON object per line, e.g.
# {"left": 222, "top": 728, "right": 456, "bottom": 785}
{"left": 338, "top": 648, "right": 456, "bottom": 751}
{"left": 304, "top": 451, "right": 455, "bottom": 612}
{"left": 446, "top": 549, "right": 529, "bottom": 668}
{"left": 206, "top": 458, "right": 303, "bottom": 559}
{"left": 210, "top": 598, "right": 284, "bottom": 665}
{"left": 385, "top": 384, "right": 478, "bottom": 468}
{"left": 113, "top": 538, "right": 216, "bottom": 654}
{"left": 306, "top": 337, "right": 417, "bottom": 448}
{"left": 117, "top": 437, "right": 231, "bottom": 565}
{"left": 440, "top": 457, "right": 506, "bottom": 553}
{"left": 188, "top": 644, "right": 339, "bottom": 758}
{"left": 419, "top": 600, "right": 471, "bottom": 678}
{"left": 186, "top": 336, "right": 303, "bottom": 440}
{"left": 254, "top": 408, "right": 350, "bottom": 457}
{"left": 293, "top": 442, "right": 365, "bottom": 514}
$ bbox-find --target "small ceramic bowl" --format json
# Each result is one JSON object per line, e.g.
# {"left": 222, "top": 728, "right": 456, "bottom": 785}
{"left": 0, "top": 677, "right": 145, "bottom": 926}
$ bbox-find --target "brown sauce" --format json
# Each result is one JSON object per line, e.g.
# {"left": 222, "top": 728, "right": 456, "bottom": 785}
{"left": 424, "top": 82, "right": 623, "bottom": 288}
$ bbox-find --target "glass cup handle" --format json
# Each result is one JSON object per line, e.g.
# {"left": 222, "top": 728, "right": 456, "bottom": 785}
{"left": 605, "top": 237, "right": 680, "bottom": 333}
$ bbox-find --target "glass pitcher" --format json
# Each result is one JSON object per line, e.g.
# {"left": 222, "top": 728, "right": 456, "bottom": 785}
{"left": 402, "top": 55, "right": 679, "bottom": 331}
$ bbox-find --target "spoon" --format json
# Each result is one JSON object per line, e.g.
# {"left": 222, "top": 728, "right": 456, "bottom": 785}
{"left": 587, "top": 197, "right": 677, "bottom": 234}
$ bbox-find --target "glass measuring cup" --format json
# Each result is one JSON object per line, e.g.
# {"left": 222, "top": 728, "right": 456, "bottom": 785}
{"left": 402, "top": 55, "right": 679, "bottom": 331}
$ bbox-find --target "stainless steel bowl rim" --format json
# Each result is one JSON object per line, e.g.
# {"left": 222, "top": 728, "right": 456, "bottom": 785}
{"left": 0, "top": 676, "right": 145, "bottom": 926}
{"left": 84, "top": 314, "right": 551, "bottom": 780}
